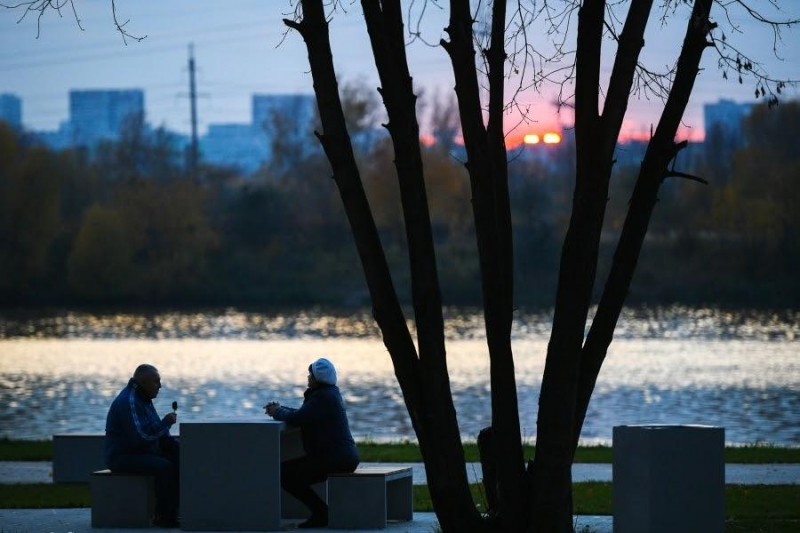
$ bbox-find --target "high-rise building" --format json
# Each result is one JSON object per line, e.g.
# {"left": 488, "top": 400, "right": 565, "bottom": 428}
{"left": 0, "top": 93, "right": 22, "bottom": 129}
{"left": 201, "top": 124, "right": 268, "bottom": 174}
{"left": 69, "top": 89, "right": 145, "bottom": 146}
{"left": 252, "top": 94, "right": 316, "bottom": 133}
{"left": 702, "top": 99, "right": 756, "bottom": 181}
{"left": 703, "top": 99, "right": 754, "bottom": 145}
{"left": 251, "top": 93, "right": 321, "bottom": 172}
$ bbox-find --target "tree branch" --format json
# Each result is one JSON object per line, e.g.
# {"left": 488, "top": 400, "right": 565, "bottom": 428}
{"left": 1, "top": 0, "right": 145, "bottom": 42}
{"left": 666, "top": 169, "right": 708, "bottom": 184}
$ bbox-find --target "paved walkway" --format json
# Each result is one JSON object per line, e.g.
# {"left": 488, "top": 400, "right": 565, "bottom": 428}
{"left": 0, "top": 508, "right": 614, "bottom": 533}
{"left": 2, "top": 461, "right": 800, "bottom": 485}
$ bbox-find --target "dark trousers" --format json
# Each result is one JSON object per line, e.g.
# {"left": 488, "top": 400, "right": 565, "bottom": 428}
{"left": 108, "top": 437, "right": 180, "bottom": 518}
{"left": 281, "top": 456, "right": 329, "bottom": 516}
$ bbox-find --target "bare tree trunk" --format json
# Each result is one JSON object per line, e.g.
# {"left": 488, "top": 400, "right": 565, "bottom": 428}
{"left": 287, "top": 1, "right": 483, "bottom": 530}
{"left": 573, "top": 0, "right": 714, "bottom": 454}
{"left": 530, "top": 1, "right": 611, "bottom": 530}
{"left": 359, "top": 2, "right": 483, "bottom": 530}
{"left": 284, "top": 1, "right": 419, "bottom": 422}
{"left": 442, "top": 0, "right": 526, "bottom": 529}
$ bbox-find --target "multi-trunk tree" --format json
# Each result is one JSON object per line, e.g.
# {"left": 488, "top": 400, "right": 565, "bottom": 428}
{"left": 283, "top": 0, "right": 796, "bottom": 531}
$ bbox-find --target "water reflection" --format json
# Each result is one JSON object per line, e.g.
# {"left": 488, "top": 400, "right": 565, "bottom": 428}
{"left": 1, "top": 332, "right": 798, "bottom": 445}
{"left": 1, "top": 306, "right": 798, "bottom": 341}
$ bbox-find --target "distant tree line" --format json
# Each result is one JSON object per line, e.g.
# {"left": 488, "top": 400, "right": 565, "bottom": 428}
{"left": 1, "top": 93, "right": 797, "bottom": 309}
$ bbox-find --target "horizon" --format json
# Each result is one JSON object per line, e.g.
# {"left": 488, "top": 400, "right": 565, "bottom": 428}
{"left": 2, "top": 1, "right": 799, "bottom": 143}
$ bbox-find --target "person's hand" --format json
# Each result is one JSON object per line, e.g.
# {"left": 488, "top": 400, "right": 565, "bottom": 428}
{"left": 264, "top": 401, "right": 280, "bottom": 417}
{"left": 163, "top": 412, "right": 177, "bottom": 426}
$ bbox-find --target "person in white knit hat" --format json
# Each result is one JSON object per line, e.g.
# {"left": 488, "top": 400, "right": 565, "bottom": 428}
{"left": 264, "top": 358, "right": 359, "bottom": 528}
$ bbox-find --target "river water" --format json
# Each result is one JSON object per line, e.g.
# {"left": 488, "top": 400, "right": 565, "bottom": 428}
{"left": 0, "top": 306, "right": 798, "bottom": 445}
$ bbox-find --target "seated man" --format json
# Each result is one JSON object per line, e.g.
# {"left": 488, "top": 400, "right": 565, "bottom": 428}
{"left": 104, "top": 364, "right": 180, "bottom": 528}
{"left": 265, "top": 357, "right": 359, "bottom": 529}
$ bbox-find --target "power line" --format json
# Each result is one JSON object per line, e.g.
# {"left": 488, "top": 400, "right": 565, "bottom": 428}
{"left": 0, "top": 30, "right": 275, "bottom": 72}
{"left": 0, "top": 17, "right": 277, "bottom": 62}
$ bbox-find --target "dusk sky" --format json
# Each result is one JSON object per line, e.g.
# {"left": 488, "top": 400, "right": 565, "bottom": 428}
{"left": 2, "top": 1, "right": 799, "bottom": 143}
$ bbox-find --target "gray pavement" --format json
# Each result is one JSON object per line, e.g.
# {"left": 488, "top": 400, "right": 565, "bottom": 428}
{"left": 0, "top": 508, "right": 614, "bottom": 533}
{"left": 3, "top": 461, "right": 800, "bottom": 485}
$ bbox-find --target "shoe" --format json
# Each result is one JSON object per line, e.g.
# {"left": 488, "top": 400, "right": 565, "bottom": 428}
{"left": 297, "top": 510, "right": 328, "bottom": 529}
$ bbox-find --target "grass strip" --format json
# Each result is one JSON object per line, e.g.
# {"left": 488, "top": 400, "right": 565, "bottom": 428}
{"left": 0, "top": 440, "right": 53, "bottom": 462}
{"left": 723, "top": 519, "right": 800, "bottom": 533}
{"left": 413, "top": 483, "right": 800, "bottom": 519}
{"left": 3, "top": 438, "right": 799, "bottom": 463}
{"left": 410, "top": 482, "right": 612, "bottom": 515}
{"left": 0, "top": 483, "right": 91, "bottom": 508}
{"left": 1, "top": 483, "right": 796, "bottom": 533}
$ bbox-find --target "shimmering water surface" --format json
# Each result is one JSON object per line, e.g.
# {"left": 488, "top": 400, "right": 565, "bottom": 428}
{"left": 1, "top": 307, "right": 798, "bottom": 445}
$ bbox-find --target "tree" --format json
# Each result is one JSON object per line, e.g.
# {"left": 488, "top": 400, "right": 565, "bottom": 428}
{"left": 427, "top": 89, "right": 462, "bottom": 153}
{"left": 0, "top": 128, "right": 62, "bottom": 300}
{"left": 68, "top": 205, "right": 136, "bottom": 300}
{"left": 281, "top": 1, "right": 797, "bottom": 531}
{"left": 712, "top": 101, "right": 800, "bottom": 278}
{"left": 93, "top": 113, "right": 185, "bottom": 183}
{"left": 112, "top": 178, "right": 218, "bottom": 301}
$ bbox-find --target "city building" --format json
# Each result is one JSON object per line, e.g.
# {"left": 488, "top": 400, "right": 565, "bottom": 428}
{"left": 33, "top": 127, "right": 71, "bottom": 151}
{"left": 190, "top": 94, "right": 319, "bottom": 175}
{"left": 0, "top": 93, "right": 22, "bottom": 129}
{"left": 201, "top": 124, "right": 268, "bottom": 174}
{"left": 702, "top": 99, "right": 755, "bottom": 181}
{"left": 252, "top": 93, "right": 316, "bottom": 133}
{"left": 69, "top": 89, "right": 145, "bottom": 146}
{"left": 703, "top": 98, "right": 754, "bottom": 146}
{"left": 16, "top": 88, "right": 743, "bottom": 178}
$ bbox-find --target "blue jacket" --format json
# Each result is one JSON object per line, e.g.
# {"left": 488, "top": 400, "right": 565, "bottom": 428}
{"left": 104, "top": 378, "right": 172, "bottom": 466}
{"left": 273, "top": 384, "right": 359, "bottom": 471}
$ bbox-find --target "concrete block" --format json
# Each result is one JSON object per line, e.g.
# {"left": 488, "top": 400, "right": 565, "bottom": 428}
{"left": 90, "top": 470, "right": 155, "bottom": 528}
{"left": 613, "top": 424, "right": 725, "bottom": 533}
{"left": 53, "top": 433, "right": 105, "bottom": 483}
{"left": 180, "top": 419, "right": 284, "bottom": 531}
{"left": 328, "top": 467, "right": 413, "bottom": 530}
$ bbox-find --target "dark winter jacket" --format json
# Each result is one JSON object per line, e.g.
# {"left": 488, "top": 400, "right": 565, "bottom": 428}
{"left": 104, "top": 378, "right": 172, "bottom": 466}
{"left": 272, "top": 384, "right": 359, "bottom": 471}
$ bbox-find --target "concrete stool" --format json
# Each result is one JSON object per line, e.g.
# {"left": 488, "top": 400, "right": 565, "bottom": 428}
{"left": 328, "top": 466, "right": 413, "bottom": 529}
{"left": 90, "top": 470, "right": 155, "bottom": 528}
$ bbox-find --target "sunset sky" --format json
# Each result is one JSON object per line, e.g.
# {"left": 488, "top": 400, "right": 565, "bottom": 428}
{"left": 2, "top": 1, "right": 798, "bottom": 143}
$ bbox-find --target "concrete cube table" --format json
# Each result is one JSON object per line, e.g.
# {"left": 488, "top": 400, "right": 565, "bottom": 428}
{"left": 180, "top": 418, "right": 286, "bottom": 531}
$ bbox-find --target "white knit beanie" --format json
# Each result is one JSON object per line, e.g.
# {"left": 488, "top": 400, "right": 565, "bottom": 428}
{"left": 310, "top": 358, "right": 337, "bottom": 385}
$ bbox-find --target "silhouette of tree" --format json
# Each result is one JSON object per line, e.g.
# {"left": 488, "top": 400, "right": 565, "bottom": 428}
{"left": 281, "top": 1, "right": 799, "bottom": 530}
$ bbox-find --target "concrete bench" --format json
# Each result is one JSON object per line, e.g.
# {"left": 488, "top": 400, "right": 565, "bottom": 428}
{"left": 327, "top": 466, "right": 413, "bottom": 529}
{"left": 52, "top": 433, "right": 106, "bottom": 483}
{"left": 90, "top": 469, "right": 155, "bottom": 528}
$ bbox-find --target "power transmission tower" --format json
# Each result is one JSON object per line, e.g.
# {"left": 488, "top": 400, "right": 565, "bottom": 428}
{"left": 188, "top": 43, "right": 199, "bottom": 180}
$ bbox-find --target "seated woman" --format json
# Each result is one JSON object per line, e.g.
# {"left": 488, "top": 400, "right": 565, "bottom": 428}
{"left": 264, "top": 357, "right": 359, "bottom": 529}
